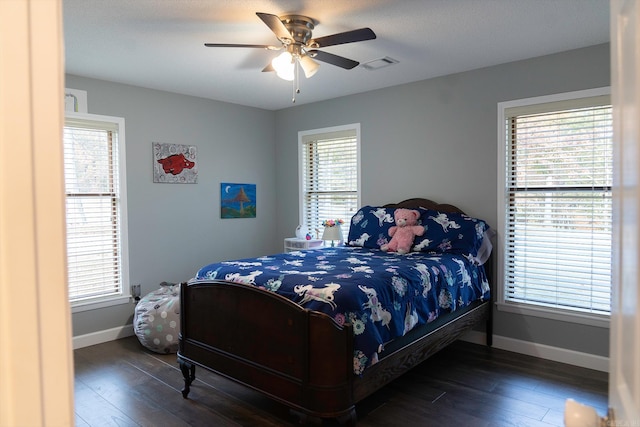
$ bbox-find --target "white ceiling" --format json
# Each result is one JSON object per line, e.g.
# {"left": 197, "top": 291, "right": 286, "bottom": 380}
{"left": 63, "top": 0, "right": 610, "bottom": 111}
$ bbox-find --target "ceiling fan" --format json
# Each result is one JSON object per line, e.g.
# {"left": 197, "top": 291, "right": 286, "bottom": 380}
{"left": 204, "top": 12, "right": 377, "bottom": 81}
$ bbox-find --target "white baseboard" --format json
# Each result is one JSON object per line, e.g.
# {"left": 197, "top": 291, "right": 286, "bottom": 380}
{"left": 73, "top": 324, "right": 135, "bottom": 350}
{"left": 461, "top": 330, "right": 609, "bottom": 373}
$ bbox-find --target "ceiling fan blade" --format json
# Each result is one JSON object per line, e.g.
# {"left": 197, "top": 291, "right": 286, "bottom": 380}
{"left": 262, "top": 63, "right": 274, "bottom": 72}
{"left": 256, "top": 12, "right": 292, "bottom": 42}
{"left": 204, "top": 43, "right": 274, "bottom": 49}
{"left": 307, "top": 50, "right": 359, "bottom": 70}
{"left": 309, "top": 28, "right": 376, "bottom": 48}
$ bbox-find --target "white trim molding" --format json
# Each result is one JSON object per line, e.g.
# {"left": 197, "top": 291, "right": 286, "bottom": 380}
{"left": 462, "top": 331, "right": 609, "bottom": 373}
{"left": 73, "top": 324, "right": 135, "bottom": 350}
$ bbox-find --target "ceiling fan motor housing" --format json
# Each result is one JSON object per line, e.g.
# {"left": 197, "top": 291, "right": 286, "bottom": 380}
{"left": 280, "top": 15, "right": 317, "bottom": 46}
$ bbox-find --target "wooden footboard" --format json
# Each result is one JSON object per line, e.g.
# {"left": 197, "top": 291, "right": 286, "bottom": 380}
{"left": 178, "top": 280, "right": 357, "bottom": 419}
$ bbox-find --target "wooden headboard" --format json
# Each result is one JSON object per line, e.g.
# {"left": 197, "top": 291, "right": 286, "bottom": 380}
{"left": 383, "top": 198, "right": 464, "bottom": 214}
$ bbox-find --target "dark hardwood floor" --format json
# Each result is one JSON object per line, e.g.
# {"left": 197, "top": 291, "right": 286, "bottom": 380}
{"left": 74, "top": 336, "right": 607, "bottom": 426}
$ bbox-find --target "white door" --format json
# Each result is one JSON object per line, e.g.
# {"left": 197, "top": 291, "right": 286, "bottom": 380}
{"left": 0, "top": 0, "right": 74, "bottom": 425}
{"left": 610, "top": 0, "right": 640, "bottom": 422}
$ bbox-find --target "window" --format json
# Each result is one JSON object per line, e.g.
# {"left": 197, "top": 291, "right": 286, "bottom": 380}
{"left": 497, "top": 88, "right": 612, "bottom": 325}
{"left": 299, "top": 124, "right": 360, "bottom": 239}
{"left": 64, "top": 113, "right": 129, "bottom": 311}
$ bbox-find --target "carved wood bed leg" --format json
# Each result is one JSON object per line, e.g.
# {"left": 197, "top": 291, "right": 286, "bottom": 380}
{"left": 337, "top": 408, "right": 357, "bottom": 426}
{"left": 179, "top": 359, "right": 196, "bottom": 398}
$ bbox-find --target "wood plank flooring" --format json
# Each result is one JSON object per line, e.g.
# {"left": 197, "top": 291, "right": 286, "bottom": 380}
{"left": 74, "top": 336, "right": 607, "bottom": 426}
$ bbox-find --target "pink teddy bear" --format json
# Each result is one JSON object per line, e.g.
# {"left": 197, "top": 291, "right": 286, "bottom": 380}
{"left": 380, "top": 208, "right": 425, "bottom": 254}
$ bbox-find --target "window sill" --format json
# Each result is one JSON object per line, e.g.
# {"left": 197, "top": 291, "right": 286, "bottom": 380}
{"left": 71, "top": 295, "right": 131, "bottom": 313}
{"left": 496, "top": 301, "right": 610, "bottom": 328}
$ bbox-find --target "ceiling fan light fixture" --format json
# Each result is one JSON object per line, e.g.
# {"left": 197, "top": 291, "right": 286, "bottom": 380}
{"left": 272, "top": 51, "right": 295, "bottom": 81}
{"left": 299, "top": 55, "right": 319, "bottom": 78}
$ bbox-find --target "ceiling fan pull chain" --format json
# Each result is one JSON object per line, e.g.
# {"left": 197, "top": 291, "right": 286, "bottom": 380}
{"left": 292, "top": 73, "right": 296, "bottom": 103}
{"left": 292, "top": 60, "right": 299, "bottom": 103}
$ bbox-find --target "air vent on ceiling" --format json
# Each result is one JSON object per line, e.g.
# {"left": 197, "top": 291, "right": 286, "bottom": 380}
{"left": 361, "top": 56, "right": 399, "bottom": 71}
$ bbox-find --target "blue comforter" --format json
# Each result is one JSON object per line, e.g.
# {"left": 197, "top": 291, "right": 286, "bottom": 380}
{"left": 193, "top": 246, "right": 490, "bottom": 375}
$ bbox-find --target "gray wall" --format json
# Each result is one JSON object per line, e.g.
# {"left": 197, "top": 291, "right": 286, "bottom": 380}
{"left": 67, "top": 42, "right": 611, "bottom": 358}
{"left": 65, "top": 75, "right": 277, "bottom": 336}
{"left": 274, "top": 43, "right": 610, "bottom": 357}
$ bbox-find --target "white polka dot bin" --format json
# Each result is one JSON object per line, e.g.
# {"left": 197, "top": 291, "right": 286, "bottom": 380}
{"left": 133, "top": 283, "right": 180, "bottom": 354}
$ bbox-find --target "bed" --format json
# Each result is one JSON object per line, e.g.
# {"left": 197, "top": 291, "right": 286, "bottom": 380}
{"left": 178, "top": 198, "right": 493, "bottom": 424}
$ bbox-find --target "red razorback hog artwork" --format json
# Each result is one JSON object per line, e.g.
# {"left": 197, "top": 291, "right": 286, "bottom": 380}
{"left": 157, "top": 153, "right": 195, "bottom": 175}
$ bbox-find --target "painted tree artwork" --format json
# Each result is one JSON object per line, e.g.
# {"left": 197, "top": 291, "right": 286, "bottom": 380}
{"left": 221, "top": 183, "right": 256, "bottom": 218}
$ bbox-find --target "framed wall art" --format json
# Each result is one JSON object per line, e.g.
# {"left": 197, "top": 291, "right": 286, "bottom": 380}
{"left": 221, "top": 183, "right": 256, "bottom": 218}
{"left": 153, "top": 142, "right": 198, "bottom": 183}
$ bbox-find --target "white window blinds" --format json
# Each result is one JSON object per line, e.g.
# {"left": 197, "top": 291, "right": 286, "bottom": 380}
{"left": 64, "top": 115, "right": 128, "bottom": 304}
{"left": 301, "top": 127, "right": 359, "bottom": 239}
{"left": 503, "top": 95, "right": 612, "bottom": 316}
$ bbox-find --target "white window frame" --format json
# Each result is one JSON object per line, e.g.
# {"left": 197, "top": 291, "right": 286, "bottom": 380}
{"left": 298, "top": 124, "right": 361, "bottom": 240}
{"left": 496, "top": 87, "right": 611, "bottom": 328}
{"left": 64, "top": 112, "right": 130, "bottom": 313}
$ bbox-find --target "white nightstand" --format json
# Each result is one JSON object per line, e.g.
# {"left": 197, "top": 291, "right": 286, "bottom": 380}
{"left": 284, "top": 238, "right": 324, "bottom": 252}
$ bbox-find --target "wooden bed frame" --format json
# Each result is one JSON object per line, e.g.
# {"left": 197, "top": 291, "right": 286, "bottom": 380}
{"left": 178, "top": 198, "right": 493, "bottom": 425}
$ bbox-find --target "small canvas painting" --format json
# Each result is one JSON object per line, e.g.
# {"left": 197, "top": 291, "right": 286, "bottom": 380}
{"left": 153, "top": 142, "right": 198, "bottom": 183}
{"left": 221, "top": 183, "right": 256, "bottom": 218}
